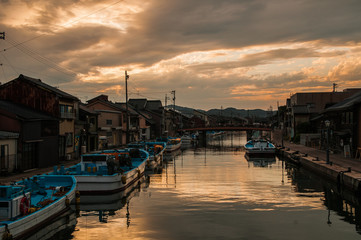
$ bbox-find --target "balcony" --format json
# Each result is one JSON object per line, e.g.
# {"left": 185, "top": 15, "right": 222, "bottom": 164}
{"left": 60, "top": 112, "right": 75, "bottom": 119}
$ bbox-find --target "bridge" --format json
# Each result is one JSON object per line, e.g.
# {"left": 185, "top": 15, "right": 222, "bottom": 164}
{"left": 178, "top": 126, "right": 272, "bottom": 146}
{"left": 178, "top": 126, "right": 272, "bottom": 132}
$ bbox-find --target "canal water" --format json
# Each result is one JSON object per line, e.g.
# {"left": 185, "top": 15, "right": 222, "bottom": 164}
{"left": 31, "top": 133, "right": 361, "bottom": 239}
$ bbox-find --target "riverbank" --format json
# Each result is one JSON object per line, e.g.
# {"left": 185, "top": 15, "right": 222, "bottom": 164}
{"left": 275, "top": 140, "right": 361, "bottom": 195}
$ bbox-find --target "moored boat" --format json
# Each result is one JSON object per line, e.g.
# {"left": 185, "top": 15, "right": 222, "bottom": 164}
{"left": 128, "top": 141, "right": 166, "bottom": 172}
{"left": 0, "top": 175, "right": 76, "bottom": 239}
{"left": 158, "top": 137, "right": 182, "bottom": 152}
{"left": 244, "top": 139, "right": 276, "bottom": 160}
{"left": 53, "top": 148, "right": 149, "bottom": 195}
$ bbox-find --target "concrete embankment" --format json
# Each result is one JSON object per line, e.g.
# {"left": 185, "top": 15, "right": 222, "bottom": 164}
{"left": 277, "top": 145, "right": 361, "bottom": 195}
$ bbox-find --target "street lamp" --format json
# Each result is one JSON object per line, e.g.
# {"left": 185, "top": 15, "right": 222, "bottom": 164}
{"left": 325, "top": 120, "right": 330, "bottom": 164}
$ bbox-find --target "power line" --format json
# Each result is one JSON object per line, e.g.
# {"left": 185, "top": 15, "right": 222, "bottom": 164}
{"left": 2, "top": 0, "right": 126, "bottom": 52}
{"left": 5, "top": 37, "right": 77, "bottom": 77}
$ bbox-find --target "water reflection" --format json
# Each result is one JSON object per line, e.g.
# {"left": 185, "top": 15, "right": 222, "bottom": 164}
{"left": 247, "top": 158, "right": 276, "bottom": 167}
{"left": 287, "top": 164, "right": 361, "bottom": 234}
{"left": 66, "top": 132, "right": 361, "bottom": 239}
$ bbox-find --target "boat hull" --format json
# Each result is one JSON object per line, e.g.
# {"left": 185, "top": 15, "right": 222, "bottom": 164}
{"left": 0, "top": 176, "right": 76, "bottom": 240}
{"left": 75, "top": 160, "right": 146, "bottom": 195}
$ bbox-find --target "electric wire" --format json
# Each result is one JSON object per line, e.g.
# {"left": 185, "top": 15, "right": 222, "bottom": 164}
{"left": 2, "top": 0, "right": 126, "bottom": 52}
{"left": 5, "top": 36, "right": 77, "bottom": 77}
{"left": 0, "top": 52, "right": 18, "bottom": 75}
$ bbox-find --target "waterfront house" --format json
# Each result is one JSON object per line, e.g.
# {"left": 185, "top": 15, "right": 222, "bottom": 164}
{"left": 86, "top": 95, "right": 127, "bottom": 148}
{"left": 0, "top": 100, "right": 59, "bottom": 172}
{"left": 284, "top": 89, "right": 361, "bottom": 142}
{"left": 323, "top": 91, "right": 361, "bottom": 157}
{"left": 115, "top": 102, "right": 150, "bottom": 142}
{"left": 0, "top": 131, "right": 19, "bottom": 174}
{"left": 129, "top": 98, "right": 165, "bottom": 138}
{"left": 74, "top": 104, "right": 99, "bottom": 158}
{"left": 0, "top": 74, "right": 79, "bottom": 160}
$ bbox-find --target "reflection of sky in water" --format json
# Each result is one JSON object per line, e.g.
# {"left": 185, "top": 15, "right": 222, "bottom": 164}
{"left": 72, "top": 133, "right": 360, "bottom": 240}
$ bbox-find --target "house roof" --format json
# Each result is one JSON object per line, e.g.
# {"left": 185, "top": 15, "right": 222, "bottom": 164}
{"left": 145, "top": 100, "right": 163, "bottom": 111}
{"left": 0, "top": 100, "right": 57, "bottom": 121}
{"left": 115, "top": 102, "right": 139, "bottom": 115}
{"left": 79, "top": 103, "right": 99, "bottom": 115}
{"left": 87, "top": 96, "right": 126, "bottom": 112}
{"left": 128, "top": 99, "right": 147, "bottom": 110}
{"left": 324, "top": 91, "right": 361, "bottom": 112}
{"left": 11, "top": 74, "right": 79, "bottom": 101}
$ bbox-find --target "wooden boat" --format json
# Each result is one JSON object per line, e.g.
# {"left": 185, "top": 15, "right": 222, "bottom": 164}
{"left": 0, "top": 175, "right": 76, "bottom": 239}
{"left": 128, "top": 141, "right": 166, "bottom": 172}
{"left": 54, "top": 148, "right": 149, "bottom": 195}
{"left": 244, "top": 139, "right": 276, "bottom": 160}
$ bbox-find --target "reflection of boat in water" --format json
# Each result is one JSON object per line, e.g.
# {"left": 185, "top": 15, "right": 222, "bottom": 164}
{"left": 75, "top": 176, "right": 148, "bottom": 224}
{"left": 0, "top": 175, "right": 76, "bottom": 239}
{"left": 164, "top": 148, "right": 182, "bottom": 161}
{"left": 23, "top": 209, "right": 77, "bottom": 240}
{"left": 247, "top": 158, "right": 276, "bottom": 167}
{"left": 53, "top": 148, "right": 149, "bottom": 194}
{"left": 244, "top": 139, "right": 275, "bottom": 160}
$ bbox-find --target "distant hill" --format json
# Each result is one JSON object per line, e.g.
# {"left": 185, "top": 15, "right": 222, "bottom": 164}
{"left": 170, "top": 105, "right": 272, "bottom": 119}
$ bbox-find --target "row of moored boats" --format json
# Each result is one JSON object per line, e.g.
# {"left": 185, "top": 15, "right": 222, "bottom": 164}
{"left": 0, "top": 137, "right": 182, "bottom": 240}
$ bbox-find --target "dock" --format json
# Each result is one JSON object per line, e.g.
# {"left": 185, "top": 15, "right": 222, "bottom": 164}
{"left": 276, "top": 141, "right": 361, "bottom": 195}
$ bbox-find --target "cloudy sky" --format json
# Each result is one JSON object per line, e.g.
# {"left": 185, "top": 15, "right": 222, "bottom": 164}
{"left": 1, "top": 0, "right": 361, "bottom": 110}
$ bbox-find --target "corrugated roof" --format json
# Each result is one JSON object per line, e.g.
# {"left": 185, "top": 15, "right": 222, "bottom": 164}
{"left": 0, "top": 100, "right": 56, "bottom": 120}
{"left": 325, "top": 91, "right": 361, "bottom": 112}
{"left": 18, "top": 74, "right": 79, "bottom": 101}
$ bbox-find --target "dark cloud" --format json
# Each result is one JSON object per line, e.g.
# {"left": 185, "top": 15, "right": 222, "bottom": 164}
{"left": 1, "top": 0, "right": 361, "bottom": 109}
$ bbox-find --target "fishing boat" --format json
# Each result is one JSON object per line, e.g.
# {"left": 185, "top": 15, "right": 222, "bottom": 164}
{"left": 53, "top": 148, "right": 149, "bottom": 195}
{"left": 158, "top": 137, "right": 182, "bottom": 152}
{"left": 128, "top": 141, "right": 166, "bottom": 172}
{"left": 244, "top": 139, "right": 276, "bottom": 160}
{"left": 0, "top": 175, "right": 76, "bottom": 239}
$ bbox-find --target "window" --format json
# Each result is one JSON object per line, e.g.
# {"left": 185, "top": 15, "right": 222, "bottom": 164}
{"left": 106, "top": 119, "right": 112, "bottom": 125}
{"left": 60, "top": 104, "right": 74, "bottom": 119}
{"left": 66, "top": 133, "right": 73, "bottom": 147}
{"left": 89, "top": 117, "right": 95, "bottom": 124}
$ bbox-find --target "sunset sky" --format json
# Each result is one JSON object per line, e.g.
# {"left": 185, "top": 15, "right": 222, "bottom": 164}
{"left": 1, "top": 0, "right": 361, "bottom": 110}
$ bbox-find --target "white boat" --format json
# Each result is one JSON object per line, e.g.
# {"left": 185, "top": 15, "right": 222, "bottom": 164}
{"left": 54, "top": 148, "right": 149, "bottom": 195}
{"left": 128, "top": 141, "right": 166, "bottom": 172}
{"left": 159, "top": 137, "right": 182, "bottom": 152}
{"left": 181, "top": 135, "right": 192, "bottom": 144}
{"left": 244, "top": 139, "right": 276, "bottom": 160}
{"left": 0, "top": 175, "right": 76, "bottom": 239}
{"left": 24, "top": 209, "right": 77, "bottom": 240}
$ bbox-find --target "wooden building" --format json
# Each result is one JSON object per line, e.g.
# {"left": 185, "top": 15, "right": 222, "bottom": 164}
{"left": 0, "top": 74, "right": 79, "bottom": 160}
{"left": 0, "top": 100, "right": 59, "bottom": 171}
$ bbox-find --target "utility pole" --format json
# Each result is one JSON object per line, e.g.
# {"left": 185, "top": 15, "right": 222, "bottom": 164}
{"left": 0, "top": 32, "right": 4, "bottom": 40}
{"left": 125, "top": 71, "right": 129, "bottom": 144}
{"left": 171, "top": 90, "right": 176, "bottom": 134}
{"left": 165, "top": 94, "right": 170, "bottom": 107}
{"left": 171, "top": 90, "right": 176, "bottom": 112}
